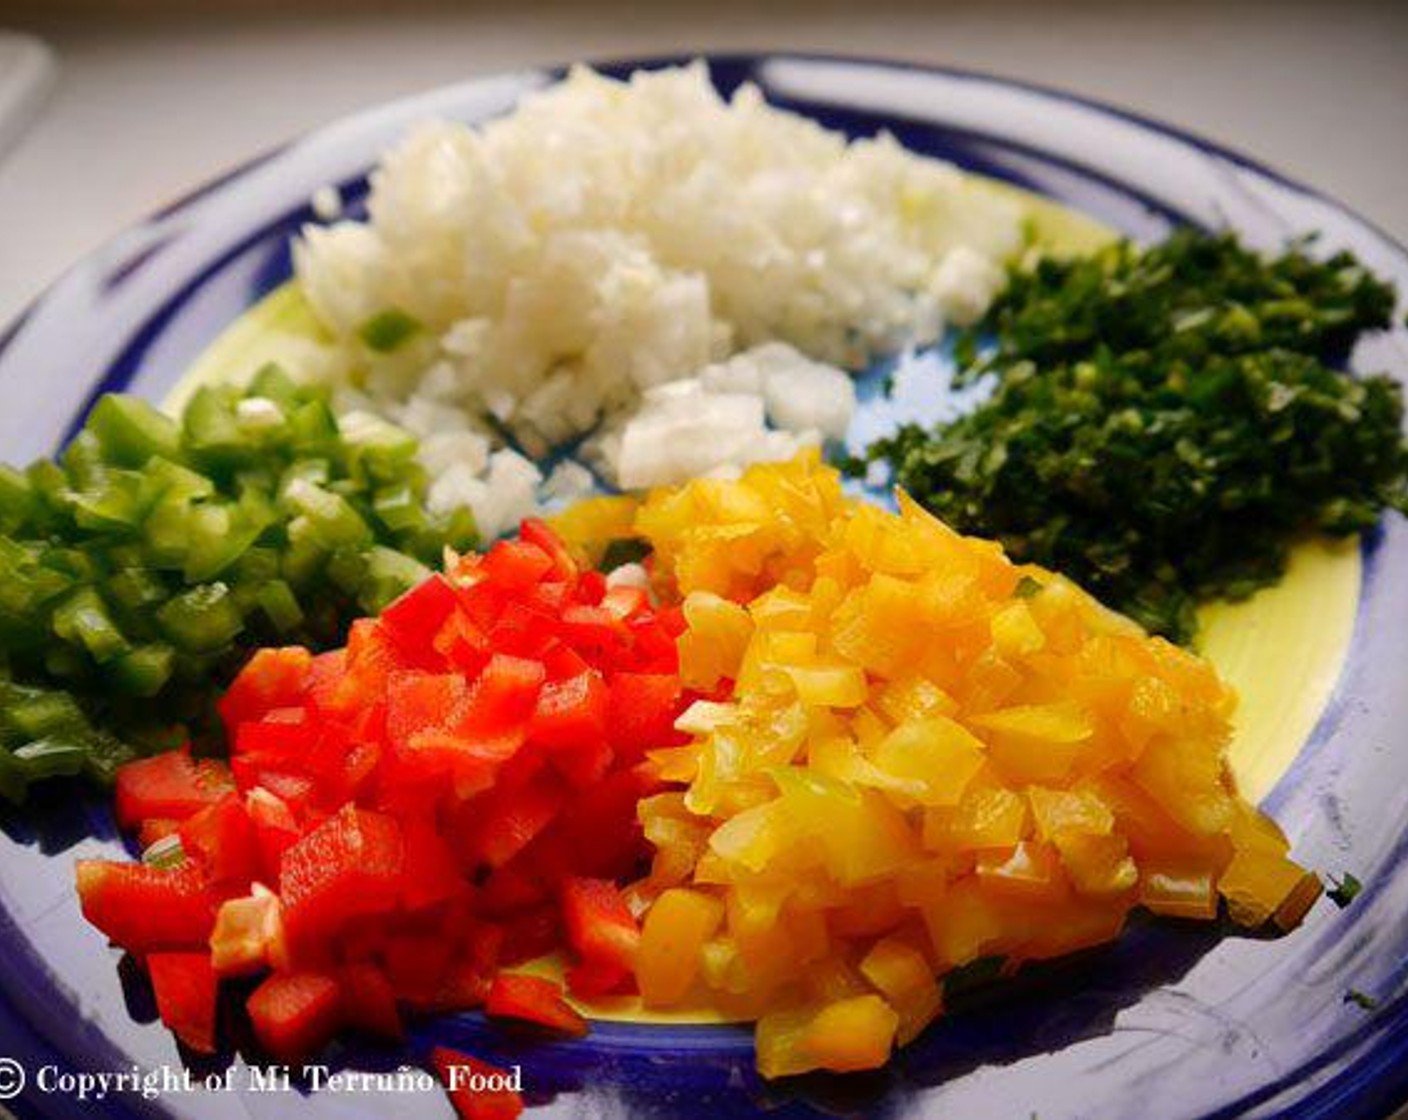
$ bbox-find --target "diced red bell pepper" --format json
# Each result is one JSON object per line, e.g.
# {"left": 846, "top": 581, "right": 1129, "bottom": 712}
{"left": 307, "top": 648, "right": 347, "bottom": 711}
{"left": 498, "top": 906, "right": 560, "bottom": 967}
{"left": 386, "top": 672, "right": 470, "bottom": 753}
{"left": 232, "top": 758, "right": 315, "bottom": 813}
{"left": 312, "top": 738, "right": 381, "bottom": 805}
{"left": 560, "top": 878, "right": 640, "bottom": 976}
{"left": 462, "top": 919, "right": 506, "bottom": 976}
{"left": 279, "top": 806, "right": 404, "bottom": 950}
{"left": 381, "top": 575, "right": 461, "bottom": 668}
{"left": 566, "top": 958, "right": 633, "bottom": 999}
{"left": 487, "top": 603, "right": 562, "bottom": 661}
{"left": 434, "top": 612, "right": 491, "bottom": 677}
{"left": 218, "top": 647, "right": 312, "bottom": 729}
{"left": 526, "top": 580, "right": 572, "bottom": 616}
{"left": 114, "top": 748, "right": 233, "bottom": 831}
{"left": 247, "top": 971, "right": 341, "bottom": 1062}
{"left": 339, "top": 963, "right": 402, "bottom": 1041}
{"left": 485, "top": 973, "right": 587, "bottom": 1036}
{"left": 430, "top": 1047, "right": 524, "bottom": 1120}
{"left": 559, "top": 605, "right": 627, "bottom": 662}
{"left": 178, "top": 793, "right": 259, "bottom": 889}
{"left": 549, "top": 736, "right": 614, "bottom": 787}
{"left": 138, "top": 818, "right": 182, "bottom": 850}
{"left": 413, "top": 955, "right": 493, "bottom": 1014}
{"left": 622, "top": 616, "right": 679, "bottom": 674}
{"left": 576, "top": 570, "right": 607, "bottom": 605}
{"left": 148, "top": 951, "right": 219, "bottom": 1054}
{"left": 245, "top": 787, "right": 300, "bottom": 879}
{"left": 475, "top": 865, "right": 554, "bottom": 918}
{"left": 75, "top": 861, "right": 216, "bottom": 954}
{"left": 384, "top": 930, "right": 459, "bottom": 1006}
{"left": 549, "top": 766, "right": 655, "bottom": 880}
{"left": 482, "top": 539, "right": 554, "bottom": 591}
{"left": 656, "top": 604, "right": 686, "bottom": 637}
{"left": 519, "top": 518, "right": 578, "bottom": 582}
{"left": 338, "top": 618, "right": 414, "bottom": 707}
{"left": 528, "top": 671, "right": 609, "bottom": 751}
{"left": 540, "top": 643, "right": 591, "bottom": 682}
{"left": 456, "top": 780, "right": 566, "bottom": 873}
{"left": 450, "top": 655, "right": 546, "bottom": 739}
{"left": 399, "top": 819, "right": 464, "bottom": 911}
{"left": 391, "top": 722, "right": 526, "bottom": 803}
{"left": 234, "top": 707, "right": 318, "bottom": 758}
{"left": 607, "top": 674, "right": 686, "bottom": 760}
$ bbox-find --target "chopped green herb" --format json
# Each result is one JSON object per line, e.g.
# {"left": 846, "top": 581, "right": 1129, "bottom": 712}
{"left": 600, "top": 537, "right": 653, "bottom": 571}
{"left": 1345, "top": 989, "right": 1380, "bottom": 1011}
{"left": 1014, "top": 575, "right": 1044, "bottom": 599}
{"left": 357, "top": 308, "right": 423, "bottom": 353}
{"left": 1326, "top": 872, "right": 1363, "bottom": 909}
{"left": 855, "top": 230, "right": 1405, "bottom": 643}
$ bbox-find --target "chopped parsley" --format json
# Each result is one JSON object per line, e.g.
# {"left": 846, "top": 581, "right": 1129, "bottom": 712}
{"left": 1326, "top": 872, "right": 1364, "bottom": 909}
{"left": 1345, "top": 989, "right": 1380, "bottom": 1012}
{"left": 856, "top": 230, "right": 1406, "bottom": 643}
{"left": 599, "top": 537, "right": 653, "bottom": 571}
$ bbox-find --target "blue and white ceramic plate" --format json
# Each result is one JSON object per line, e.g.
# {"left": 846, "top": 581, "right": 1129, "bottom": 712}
{"left": 0, "top": 54, "right": 1405, "bottom": 1120}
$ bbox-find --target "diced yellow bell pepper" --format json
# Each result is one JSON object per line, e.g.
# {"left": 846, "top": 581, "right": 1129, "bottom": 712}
{"left": 636, "top": 888, "right": 726, "bottom": 1008}
{"left": 603, "top": 454, "right": 1312, "bottom": 1079}
{"left": 1027, "top": 786, "right": 1115, "bottom": 839}
{"left": 991, "top": 600, "right": 1046, "bottom": 658}
{"left": 872, "top": 717, "right": 986, "bottom": 807}
{"left": 860, "top": 937, "right": 943, "bottom": 1044}
{"left": 548, "top": 494, "right": 639, "bottom": 565}
{"left": 803, "top": 995, "right": 900, "bottom": 1073}
{"left": 876, "top": 673, "right": 958, "bottom": 724}
{"left": 677, "top": 591, "right": 753, "bottom": 690}
{"left": 924, "top": 783, "right": 1029, "bottom": 852}
{"left": 1218, "top": 847, "right": 1321, "bottom": 930}
{"left": 1139, "top": 861, "right": 1219, "bottom": 920}
{"left": 975, "top": 840, "right": 1069, "bottom": 902}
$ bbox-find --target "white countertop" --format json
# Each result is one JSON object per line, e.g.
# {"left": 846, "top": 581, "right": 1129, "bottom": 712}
{"left": 0, "top": 0, "right": 1405, "bottom": 330}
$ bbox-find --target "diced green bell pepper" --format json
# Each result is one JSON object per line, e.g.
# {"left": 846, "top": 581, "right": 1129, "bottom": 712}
{"left": 247, "top": 362, "right": 302, "bottom": 408}
{"left": 107, "top": 644, "right": 175, "bottom": 698}
{"left": 14, "top": 738, "right": 90, "bottom": 781}
{"left": 0, "top": 465, "right": 36, "bottom": 534}
{"left": 52, "top": 587, "right": 130, "bottom": 664}
{"left": 255, "top": 580, "right": 304, "bottom": 634}
{"left": 360, "top": 546, "right": 431, "bottom": 613}
{"left": 156, "top": 583, "right": 244, "bottom": 652}
{"left": 70, "top": 469, "right": 154, "bottom": 534}
{"left": 86, "top": 394, "right": 180, "bottom": 468}
{"left": 0, "top": 683, "right": 89, "bottom": 741}
{"left": 281, "top": 479, "right": 373, "bottom": 550}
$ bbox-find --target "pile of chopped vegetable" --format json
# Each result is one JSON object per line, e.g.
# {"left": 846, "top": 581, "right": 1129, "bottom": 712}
{"left": 0, "top": 366, "right": 475, "bottom": 800}
{"left": 76, "top": 520, "right": 691, "bottom": 1065}
{"left": 598, "top": 453, "right": 1319, "bottom": 1077}
{"left": 854, "top": 230, "right": 1407, "bottom": 641}
{"left": 73, "top": 462, "right": 1328, "bottom": 1084}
